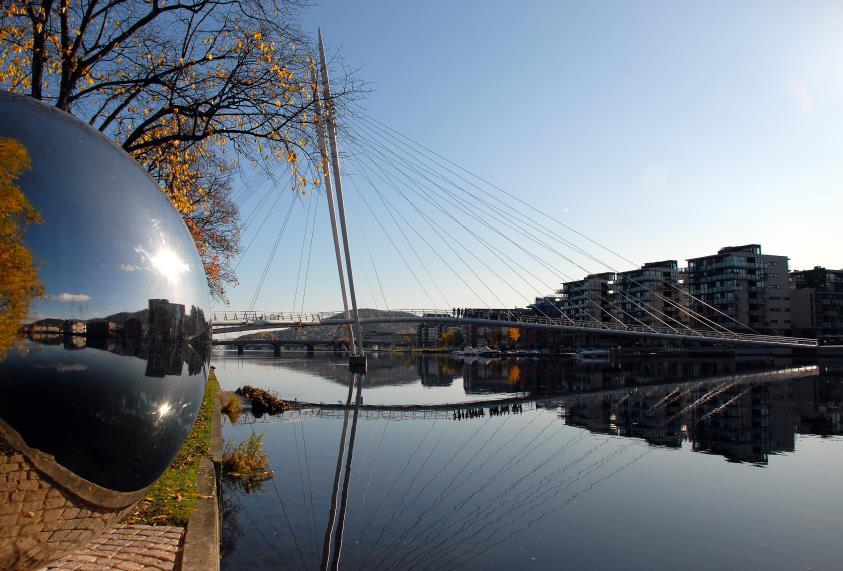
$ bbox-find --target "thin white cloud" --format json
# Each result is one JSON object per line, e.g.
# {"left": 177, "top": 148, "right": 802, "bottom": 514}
{"left": 51, "top": 292, "right": 91, "bottom": 302}
{"left": 119, "top": 263, "right": 139, "bottom": 272}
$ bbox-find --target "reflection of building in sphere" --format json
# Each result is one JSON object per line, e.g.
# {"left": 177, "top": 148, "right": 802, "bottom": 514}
{"left": 63, "top": 335, "right": 86, "bottom": 351}
{"left": 146, "top": 341, "right": 186, "bottom": 378}
{"left": 63, "top": 321, "right": 86, "bottom": 336}
{"left": 186, "top": 343, "right": 210, "bottom": 376}
{"left": 149, "top": 299, "right": 186, "bottom": 341}
{"left": 123, "top": 318, "right": 143, "bottom": 340}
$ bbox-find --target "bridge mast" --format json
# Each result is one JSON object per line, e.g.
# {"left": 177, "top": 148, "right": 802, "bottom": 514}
{"left": 311, "top": 68, "right": 357, "bottom": 358}
{"left": 318, "top": 29, "right": 366, "bottom": 371}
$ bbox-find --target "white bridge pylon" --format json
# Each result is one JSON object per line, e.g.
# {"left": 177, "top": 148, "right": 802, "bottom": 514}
{"left": 210, "top": 309, "right": 818, "bottom": 348}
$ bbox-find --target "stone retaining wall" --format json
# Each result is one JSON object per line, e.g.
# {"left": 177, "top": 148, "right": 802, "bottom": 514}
{"left": 179, "top": 390, "right": 222, "bottom": 571}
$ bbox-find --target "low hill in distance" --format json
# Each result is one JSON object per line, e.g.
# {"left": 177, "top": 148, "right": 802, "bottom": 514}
{"left": 234, "top": 308, "right": 421, "bottom": 344}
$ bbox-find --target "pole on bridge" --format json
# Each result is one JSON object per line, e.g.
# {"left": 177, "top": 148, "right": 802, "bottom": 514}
{"left": 311, "top": 67, "right": 357, "bottom": 358}
{"left": 318, "top": 29, "right": 366, "bottom": 371}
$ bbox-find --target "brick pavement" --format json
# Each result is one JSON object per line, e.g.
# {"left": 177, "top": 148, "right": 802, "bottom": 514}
{"left": 0, "top": 439, "right": 135, "bottom": 569}
{"left": 43, "top": 524, "right": 184, "bottom": 571}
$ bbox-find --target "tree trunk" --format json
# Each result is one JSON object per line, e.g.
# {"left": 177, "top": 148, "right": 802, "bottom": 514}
{"left": 30, "top": 29, "right": 45, "bottom": 100}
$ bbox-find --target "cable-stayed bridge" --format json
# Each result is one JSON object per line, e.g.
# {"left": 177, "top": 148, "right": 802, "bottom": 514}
{"left": 210, "top": 309, "right": 817, "bottom": 348}
{"left": 226, "top": 105, "right": 824, "bottom": 353}
{"left": 219, "top": 35, "right": 830, "bottom": 571}
{"left": 225, "top": 36, "right": 822, "bottom": 362}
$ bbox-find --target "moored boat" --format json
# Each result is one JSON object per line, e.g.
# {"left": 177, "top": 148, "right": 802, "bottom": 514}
{"left": 453, "top": 346, "right": 478, "bottom": 356}
{"left": 575, "top": 347, "right": 611, "bottom": 361}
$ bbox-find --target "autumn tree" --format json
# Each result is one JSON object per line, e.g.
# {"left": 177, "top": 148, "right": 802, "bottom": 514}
{"left": 439, "top": 329, "right": 464, "bottom": 348}
{"left": 0, "top": 137, "right": 43, "bottom": 356}
{"left": 0, "top": 0, "right": 351, "bottom": 299}
{"left": 507, "top": 327, "right": 521, "bottom": 344}
{"left": 486, "top": 330, "right": 501, "bottom": 348}
{"left": 176, "top": 153, "right": 240, "bottom": 298}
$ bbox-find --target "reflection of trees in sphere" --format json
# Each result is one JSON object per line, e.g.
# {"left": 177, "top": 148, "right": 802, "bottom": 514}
{"left": 0, "top": 91, "right": 211, "bottom": 570}
{"left": 0, "top": 137, "right": 43, "bottom": 358}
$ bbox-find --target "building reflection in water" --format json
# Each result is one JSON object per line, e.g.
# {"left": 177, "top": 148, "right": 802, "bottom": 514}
{"left": 553, "top": 364, "right": 841, "bottom": 465}
{"left": 424, "top": 354, "right": 840, "bottom": 466}
{"left": 227, "top": 351, "right": 841, "bottom": 467}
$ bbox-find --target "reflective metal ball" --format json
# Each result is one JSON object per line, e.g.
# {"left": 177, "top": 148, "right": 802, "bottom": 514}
{"left": 0, "top": 91, "right": 211, "bottom": 569}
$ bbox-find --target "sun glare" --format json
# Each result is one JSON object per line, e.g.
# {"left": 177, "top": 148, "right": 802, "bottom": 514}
{"left": 156, "top": 401, "right": 173, "bottom": 420}
{"left": 150, "top": 247, "right": 190, "bottom": 285}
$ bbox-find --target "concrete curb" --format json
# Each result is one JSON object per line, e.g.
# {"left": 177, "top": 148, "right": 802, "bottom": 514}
{"left": 180, "top": 385, "right": 223, "bottom": 570}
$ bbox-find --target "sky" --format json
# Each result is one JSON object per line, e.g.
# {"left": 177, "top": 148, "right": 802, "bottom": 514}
{"left": 220, "top": 0, "right": 843, "bottom": 314}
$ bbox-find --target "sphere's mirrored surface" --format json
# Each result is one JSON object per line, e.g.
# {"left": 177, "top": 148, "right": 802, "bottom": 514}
{"left": 0, "top": 91, "right": 211, "bottom": 569}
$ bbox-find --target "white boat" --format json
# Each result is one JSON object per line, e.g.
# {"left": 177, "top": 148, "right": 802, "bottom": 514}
{"left": 575, "top": 347, "right": 611, "bottom": 360}
{"left": 453, "top": 345, "right": 501, "bottom": 358}
{"left": 477, "top": 346, "right": 501, "bottom": 357}
{"left": 453, "top": 346, "right": 479, "bottom": 356}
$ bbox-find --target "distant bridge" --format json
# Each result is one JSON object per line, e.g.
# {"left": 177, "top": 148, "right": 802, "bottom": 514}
{"left": 211, "top": 309, "right": 818, "bottom": 349}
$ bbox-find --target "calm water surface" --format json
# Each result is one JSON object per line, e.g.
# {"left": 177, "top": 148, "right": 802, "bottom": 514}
{"left": 217, "top": 351, "right": 843, "bottom": 570}
{"left": 213, "top": 350, "right": 537, "bottom": 405}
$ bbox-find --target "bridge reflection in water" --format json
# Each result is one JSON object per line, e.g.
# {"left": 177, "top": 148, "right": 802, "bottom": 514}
{"left": 220, "top": 354, "right": 843, "bottom": 571}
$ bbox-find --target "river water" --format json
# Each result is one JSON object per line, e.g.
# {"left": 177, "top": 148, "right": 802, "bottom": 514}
{"left": 216, "top": 350, "right": 843, "bottom": 570}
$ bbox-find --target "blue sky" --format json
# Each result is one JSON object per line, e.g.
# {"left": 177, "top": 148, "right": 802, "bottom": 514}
{"left": 221, "top": 0, "right": 843, "bottom": 313}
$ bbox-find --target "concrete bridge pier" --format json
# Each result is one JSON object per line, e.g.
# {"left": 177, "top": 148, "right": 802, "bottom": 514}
{"left": 273, "top": 344, "right": 281, "bottom": 357}
{"left": 237, "top": 344, "right": 244, "bottom": 355}
{"left": 306, "top": 343, "right": 315, "bottom": 357}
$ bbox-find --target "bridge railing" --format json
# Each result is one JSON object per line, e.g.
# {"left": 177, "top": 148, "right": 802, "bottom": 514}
{"left": 211, "top": 310, "right": 344, "bottom": 323}
{"left": 211, "top": 308, "right": 818, "bottom": 347}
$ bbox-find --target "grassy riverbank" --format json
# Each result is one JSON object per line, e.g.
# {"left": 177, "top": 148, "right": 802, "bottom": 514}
{"left": 123, "top": 368, "right": 219, "bottom": 526}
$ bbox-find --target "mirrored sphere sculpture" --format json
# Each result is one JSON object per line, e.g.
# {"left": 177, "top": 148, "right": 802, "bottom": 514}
{"left": 0, "top": 91, "right": 211, "bottom": 569}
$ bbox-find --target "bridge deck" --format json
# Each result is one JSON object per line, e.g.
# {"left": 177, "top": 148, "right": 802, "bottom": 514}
{"left": 210, "top": 309, "right": 818, "bottom": 348}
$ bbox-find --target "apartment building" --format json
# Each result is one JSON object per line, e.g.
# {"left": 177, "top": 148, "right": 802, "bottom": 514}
{"left": 685, "top": 244, "right": 790, "bottom": 335}
{"left": 764, "top": 255, "right": 791, "bottom": 335}
{"left": 612, "top": 260, "right": 685, "bottom": 328}
{"left": 558, "top": 272, "right": 615, "bottom": 322}
{"left": 790, "top": 267, "right": 843, "bottom": 341}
